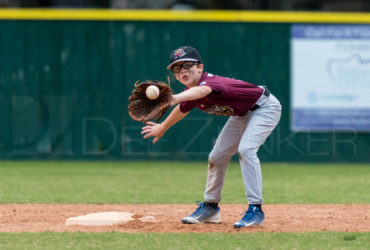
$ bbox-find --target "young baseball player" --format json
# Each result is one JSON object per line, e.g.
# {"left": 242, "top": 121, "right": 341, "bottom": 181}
{"left": 141, "top": 46, "right": 281, "bottom": 228}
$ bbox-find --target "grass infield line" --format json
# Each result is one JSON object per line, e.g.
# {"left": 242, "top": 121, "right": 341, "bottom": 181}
{"left": 0, "top": 9, "right": 370, "bottom": 23}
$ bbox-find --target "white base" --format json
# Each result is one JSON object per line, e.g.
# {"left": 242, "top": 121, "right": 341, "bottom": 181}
{"left": 65, "top": 212, "right": 135, "bottom": 226}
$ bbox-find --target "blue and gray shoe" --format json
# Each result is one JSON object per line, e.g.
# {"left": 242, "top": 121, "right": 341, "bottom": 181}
{"left": 181, "top": 201, "right": 221, "bottom": 224}
{"left": 233, "top": 205, "right": 265, "bottom": 228}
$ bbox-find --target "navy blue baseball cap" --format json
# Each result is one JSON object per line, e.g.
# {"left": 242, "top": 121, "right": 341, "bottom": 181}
{"left": 167, "top": 46, "right": 202, "bottom": 70}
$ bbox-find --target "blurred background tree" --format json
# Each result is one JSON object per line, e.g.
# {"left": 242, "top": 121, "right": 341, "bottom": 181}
{"left": 0, "top": 0, "right": 369, "bottom": 11}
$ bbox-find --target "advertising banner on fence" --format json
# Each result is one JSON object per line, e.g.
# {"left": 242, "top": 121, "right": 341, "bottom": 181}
{"left": 291, "top": 25, "right": 370, "bottom": 132}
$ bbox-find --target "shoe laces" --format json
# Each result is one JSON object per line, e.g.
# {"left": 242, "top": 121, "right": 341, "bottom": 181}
{"left": 240, "top": 206, "right": 259, "bottom": 221}
{"left": 191, "top": 201, "right": 205, "bottom": 216}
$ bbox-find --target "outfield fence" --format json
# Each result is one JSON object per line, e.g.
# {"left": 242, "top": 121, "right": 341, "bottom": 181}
{"left": 0, "top": 9, "right": 369, "bottom": 161}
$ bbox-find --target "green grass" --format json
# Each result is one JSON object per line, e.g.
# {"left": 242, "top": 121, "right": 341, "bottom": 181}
{"left": 0, "top": 232, "right": 369, "bottom": 250}
{"left": 0, "top": 161, "right": 369, "bottom": 249}
{"left": 0, "top": 161, "right": 369, "bottom": 204}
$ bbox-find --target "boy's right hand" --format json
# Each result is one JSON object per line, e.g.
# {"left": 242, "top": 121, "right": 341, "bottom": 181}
{"left": 141, "top": 121, "right": 167, "bottom": 144}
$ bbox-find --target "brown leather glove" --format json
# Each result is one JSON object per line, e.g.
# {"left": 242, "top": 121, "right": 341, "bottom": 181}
{"left": 128, "top": 80, "right": 173, "bottom": 123}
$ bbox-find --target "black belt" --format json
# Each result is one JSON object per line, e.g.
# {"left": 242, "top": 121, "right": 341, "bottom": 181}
{"left": 250, "top": 87, "right": 270, "bottom": 111}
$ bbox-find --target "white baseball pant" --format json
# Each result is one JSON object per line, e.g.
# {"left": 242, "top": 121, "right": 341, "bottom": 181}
{"left": 204, "top": 92, "right": 281, "bottom": 204}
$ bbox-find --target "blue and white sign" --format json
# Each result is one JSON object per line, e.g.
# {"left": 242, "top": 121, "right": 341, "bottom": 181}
{"left": 291, "top": 25, "right": 370, "bottom": 132}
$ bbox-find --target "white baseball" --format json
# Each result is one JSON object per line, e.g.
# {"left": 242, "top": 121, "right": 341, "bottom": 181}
{"left": 146, "top": 85, "right": 160, "bottom": 100}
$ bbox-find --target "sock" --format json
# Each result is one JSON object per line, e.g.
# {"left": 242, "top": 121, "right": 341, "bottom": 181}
{"left": 204, "top": 201, "right": 218, "bottom": 209}
{"left": 250, "top": 204, "right": 262, "bottom": 211}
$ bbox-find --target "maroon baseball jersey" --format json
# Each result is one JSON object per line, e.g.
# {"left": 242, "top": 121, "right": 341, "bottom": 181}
{"left": 179, "top": 72, "right": 264, "bottom": 116}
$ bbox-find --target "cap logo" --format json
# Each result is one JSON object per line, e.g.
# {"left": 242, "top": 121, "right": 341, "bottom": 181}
{"left": 174, "top": 49, "right": 186, "bottom": 59}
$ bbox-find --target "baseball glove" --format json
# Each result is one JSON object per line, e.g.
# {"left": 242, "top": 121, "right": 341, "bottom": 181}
{"left": 128, "top": 80, "right": 173, "bottom": 123}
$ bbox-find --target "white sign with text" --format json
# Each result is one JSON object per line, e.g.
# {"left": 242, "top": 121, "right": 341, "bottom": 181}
{"left": 291, "top": 25, "right": 370, "bottom": 131}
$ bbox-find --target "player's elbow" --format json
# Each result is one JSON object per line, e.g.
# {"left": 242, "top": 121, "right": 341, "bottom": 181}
{"left": 197, "top": 86, "right": 212, "bottom": 98}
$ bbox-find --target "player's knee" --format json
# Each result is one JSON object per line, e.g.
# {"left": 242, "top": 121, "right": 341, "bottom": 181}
{"left": 208, "top": 151, "right": 224, "bottom": 168}
{"left": 208, "top": 149, "right": 234, "bottom": 168}
{"left": 208, "top": 152, "right": 216, "bottom": 167}
{"left": 238, "top": 145, "right": 257, "bottom": 161}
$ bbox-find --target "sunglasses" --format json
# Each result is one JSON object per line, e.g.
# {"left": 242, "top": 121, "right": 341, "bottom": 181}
{"left": 172, "top": 61, "right": 200, "bottom": 73}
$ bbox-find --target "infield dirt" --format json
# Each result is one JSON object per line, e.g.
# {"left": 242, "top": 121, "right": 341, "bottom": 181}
{"left": 0, "top": 204, "right": 369, "bottom": 233}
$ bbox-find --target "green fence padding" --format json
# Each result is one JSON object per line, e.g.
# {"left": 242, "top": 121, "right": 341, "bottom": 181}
{"left": 0, "top": 20, "right": 368, "bottom": 162}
